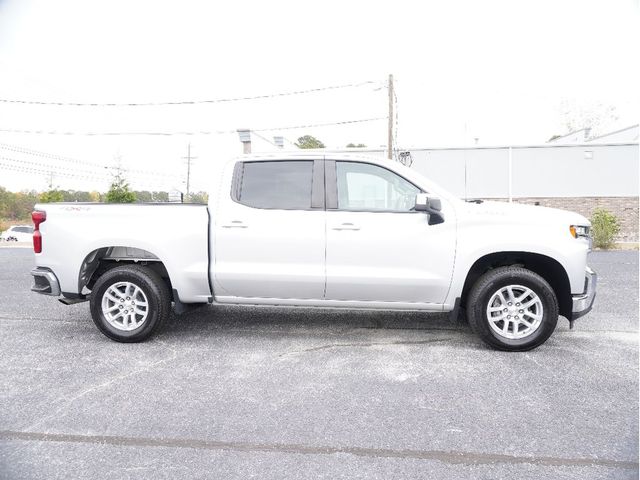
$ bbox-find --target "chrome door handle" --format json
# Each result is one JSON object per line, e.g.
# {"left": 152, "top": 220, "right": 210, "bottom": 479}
{"left": 332, "top": 223, "right": 360, "bottom": 231}
{"left": 221, "top": 220, "right": 248, "bottom": 228}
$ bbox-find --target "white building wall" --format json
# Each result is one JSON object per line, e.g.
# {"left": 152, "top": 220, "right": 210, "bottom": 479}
{"left": 347, "top": 143, "right": 639, "bottom": 199}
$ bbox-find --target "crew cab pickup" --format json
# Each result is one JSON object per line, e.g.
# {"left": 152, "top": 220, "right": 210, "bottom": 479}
{"left": 30, "top": 153, "right": 596, "bottom": 351}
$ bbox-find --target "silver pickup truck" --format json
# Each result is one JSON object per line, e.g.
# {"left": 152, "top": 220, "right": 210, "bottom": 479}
{"left": 31, "top": 153, "right": 596, "bottom": 351}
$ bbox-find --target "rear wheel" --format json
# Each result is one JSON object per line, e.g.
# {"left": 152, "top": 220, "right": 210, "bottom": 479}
{"left": 89, "top": 265, "right": 170, "bottom": 342}
{"left": 466, "top": 266, "right": 558, "bottom": 351}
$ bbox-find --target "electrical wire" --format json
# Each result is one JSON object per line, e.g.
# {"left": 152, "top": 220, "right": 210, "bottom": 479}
{"left": 0, "top": 155, "right": 110, "bottom": 177}
{"left": 249, "top": 130, "right": 279, "bottom": 147}
{"left": 0, "top": 154, "right": 175, "bottom": 186}
{"left": 0, "top": 81, "right": 376, "bottom": 107}
{"left": 252, "top": 117, "right": 388, "bottom": 132}
{"left": 0, "top": 128, "right": 235, "bottom": 136}
{"left": 0, "top": 155, "right": 157, "bottom": 184}
{"left": 0, "top": 160, "right": 170, "bottom": 190}
{"left": 0, "top": 117, "right": 388, "bottom": 136}
{"left": 0, "top": 143, "right": 178, "bottom": 178}
{"left": 283, "top": 137, "right": 300, "bottom": 148}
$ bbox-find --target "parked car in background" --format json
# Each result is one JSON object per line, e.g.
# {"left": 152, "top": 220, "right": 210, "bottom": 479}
{"left": 1, "top": 225, "right": 34, "bottom": 242}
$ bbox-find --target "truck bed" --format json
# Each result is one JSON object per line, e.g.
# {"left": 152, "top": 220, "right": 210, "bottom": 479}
{"left": 33, "top": 203, "right": 212, "bottom": 303}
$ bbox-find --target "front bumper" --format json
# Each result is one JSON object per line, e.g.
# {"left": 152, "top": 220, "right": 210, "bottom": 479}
{"left": 571, "top": 266, "right": 597, "bottom": 320}
{"left": 31, "top": 267, "right": 61, "bottom": 296}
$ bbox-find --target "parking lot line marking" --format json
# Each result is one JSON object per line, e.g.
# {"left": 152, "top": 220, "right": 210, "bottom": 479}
{"left": 0, "top": 430, "right": 637, "bottom": 469}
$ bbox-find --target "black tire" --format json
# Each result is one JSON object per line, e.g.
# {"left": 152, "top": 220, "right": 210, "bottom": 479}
{"left": 89, "top": 265, "right": 170, "bottom": 343}
{"left": 466, "top": 266, "right": 558, "bottom": 351}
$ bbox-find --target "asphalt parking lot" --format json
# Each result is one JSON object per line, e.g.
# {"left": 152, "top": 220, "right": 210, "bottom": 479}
{"left": 0, "top": 248, "right": 637, "bottom": 479}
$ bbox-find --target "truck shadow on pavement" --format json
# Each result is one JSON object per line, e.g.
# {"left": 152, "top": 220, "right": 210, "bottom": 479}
{"left": 157, "top": 304, "right": 481, "bottom": 348}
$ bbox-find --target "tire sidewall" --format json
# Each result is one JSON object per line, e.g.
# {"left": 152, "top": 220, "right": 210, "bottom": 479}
{"left": 90, "top": 268, "right": 162, "bottom": 342}
{"left": 471, "top": 271, "right": 558, "bottom": 351}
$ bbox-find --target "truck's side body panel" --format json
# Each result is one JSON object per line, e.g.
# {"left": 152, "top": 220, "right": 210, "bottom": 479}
{"left": 445, "top": 201, "right": 591, "bottom": 307}
{"left": 33, "top": 203, "right": 211, "bottom": 303}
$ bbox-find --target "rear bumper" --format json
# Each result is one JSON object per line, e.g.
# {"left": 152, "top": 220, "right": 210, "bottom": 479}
{"left": 31, "top": 267, "right": 61, "bottom": 296}
{"left": 571, "top": 266, "right": 597, "bottom": 320}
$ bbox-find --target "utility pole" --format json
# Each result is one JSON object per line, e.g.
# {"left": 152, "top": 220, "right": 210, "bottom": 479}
{"left": 181, "top": 143, "right": 197, "bottom": 202}
{"left": 387, "top": 74, "right": 394, "bottom": 160}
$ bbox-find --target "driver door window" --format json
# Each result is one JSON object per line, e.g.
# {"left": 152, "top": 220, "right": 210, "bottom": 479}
{"left": 336, "top": 162, "right": 420, "bottom": 212}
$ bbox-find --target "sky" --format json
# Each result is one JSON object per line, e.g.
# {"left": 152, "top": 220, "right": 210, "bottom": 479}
{"left": 0, "top": 0, "right": 638, "bottom": 193}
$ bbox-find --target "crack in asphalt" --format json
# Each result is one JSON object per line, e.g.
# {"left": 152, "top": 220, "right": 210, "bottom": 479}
{"left": 279, "top": 338, "right": 457, "bottom": 357}
{"left": 0, "top": 430, "right": 636, "bottom": 469}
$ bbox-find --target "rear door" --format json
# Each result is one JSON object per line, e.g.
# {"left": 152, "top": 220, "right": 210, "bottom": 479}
{"left": 213, "top": 158, "right": 326, "bottom": 300}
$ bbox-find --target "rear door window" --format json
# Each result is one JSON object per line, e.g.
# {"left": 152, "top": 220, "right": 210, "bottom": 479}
{"left": 237, "top": 161, "right": 314, "bottom": 210}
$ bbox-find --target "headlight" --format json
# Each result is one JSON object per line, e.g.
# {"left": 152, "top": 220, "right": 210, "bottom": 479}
{"left": 569, "top": 225, "right": 590, "bottom": 239}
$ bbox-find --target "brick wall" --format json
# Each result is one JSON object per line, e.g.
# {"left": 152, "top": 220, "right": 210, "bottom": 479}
{"left": 488, "top": 197, "right": 639, "bottom": 242}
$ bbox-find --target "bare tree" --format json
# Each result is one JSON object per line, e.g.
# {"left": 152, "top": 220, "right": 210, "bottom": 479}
{"left": 558, "top": 99, "right": 619, "bottom": 137}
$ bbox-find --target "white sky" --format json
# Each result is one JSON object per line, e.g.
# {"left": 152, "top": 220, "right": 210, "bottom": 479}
{"left": 0, "top": 0, "right": 638, "bottom": 193}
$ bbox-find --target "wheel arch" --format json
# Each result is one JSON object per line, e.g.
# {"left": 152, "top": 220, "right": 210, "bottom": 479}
{"left": 78, "top": 246, "right": 173, "bottom": 298}
{"left": 460, "top": 251, "right": 572, "bottom": 319}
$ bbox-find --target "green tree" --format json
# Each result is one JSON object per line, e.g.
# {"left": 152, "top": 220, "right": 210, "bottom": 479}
{"left": 189, "top": 191, "right": 209, "bottom": 204}
{"left": 58, "top": 190, "right": 93, "bottom": 202}
{"left": 346, "top": 143, "right": 366, "bottom": 148}
{"left": 106, "top": 169, "right": 136, "bottom": 203}
{"left": 0, "top": 189, "right": 38, "bottom": 220}
{"left": 152, "top": 191, "right": 169, "bottom": 202}
{"left": 295, "top": 135, "right": 325, "bottom": 149}
{"left": 0, "top": 186, "right": 9, "bottom": 218}
{"left": 134, "top": 190, "right": 153, "bottom": 203}
{"left": 39, "top": 189, "right": 64, "bottom": 203}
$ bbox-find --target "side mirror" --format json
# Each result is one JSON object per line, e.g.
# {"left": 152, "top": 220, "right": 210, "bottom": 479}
{"left": 414, "top": 193, "right": 441, "bottom": 212}
{"left": 414, "top": 193, "right": 444, "bottom": 224}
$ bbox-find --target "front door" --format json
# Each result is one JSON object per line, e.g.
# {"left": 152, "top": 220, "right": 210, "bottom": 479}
{"left": 324, "top": 160, "right": 456, "bottom": 305}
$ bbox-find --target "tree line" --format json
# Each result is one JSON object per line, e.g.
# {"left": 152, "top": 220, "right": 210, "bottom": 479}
{"left": 0, "top": 186, "right": 208, "bottom": 221}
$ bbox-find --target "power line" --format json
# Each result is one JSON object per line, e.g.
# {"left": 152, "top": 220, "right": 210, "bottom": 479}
{"left": 0, "top": 159, "right": 169, "bottom": 190}
{"left": 0, "top": 155, "right": 110, "bottom": 178}
{"left": 252, "top": 117, "right": 388, "bottom": 132}
{"left": 0, "top": 81, "right": 376, "bottom": 107}
{"left": 0, "top": 159, "right": 111, "bottom": 183}
{"left": 0, "top": 117, "right": 388, "bottom": 136}
{"left": 0, "top": 142, "right": 179, "bottom": 179}
{"left": 249, "top": 130, "right": 279, "bottom": 147}
{"left": 0, "top": 155, "right": 173, "bottom": 186}
{"left": 0, "top": 128, "right": 234, "bottom": 136}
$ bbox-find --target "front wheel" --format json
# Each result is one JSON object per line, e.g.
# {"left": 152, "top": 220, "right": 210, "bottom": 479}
{"left": 89, "top": 265, "right": 170, "bottom": 343}
{"left": 466, "top": 266, "right": 558, "bottom": 351}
